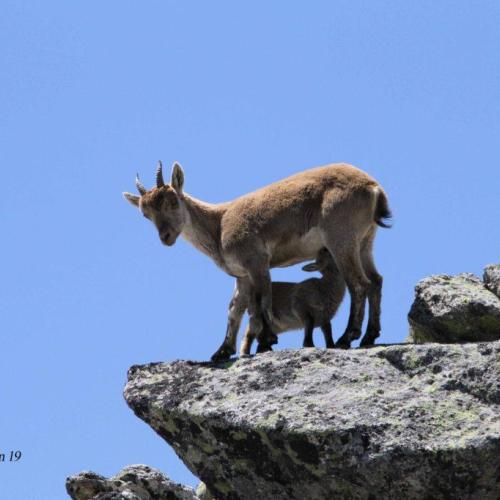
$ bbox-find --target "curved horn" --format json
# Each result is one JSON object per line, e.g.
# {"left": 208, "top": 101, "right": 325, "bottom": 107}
{"left": 156, "top": 160, "right": 165, "bottom": 188}
{"left": 135, "top": 173, "right": 147, "bottom": 195}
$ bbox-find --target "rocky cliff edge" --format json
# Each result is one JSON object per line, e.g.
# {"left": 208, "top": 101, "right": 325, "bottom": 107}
{"left": 122, "top": 341, "right": 500, "bottom": 499}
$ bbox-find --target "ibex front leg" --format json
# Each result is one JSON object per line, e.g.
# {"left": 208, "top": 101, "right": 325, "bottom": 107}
{"left": 211, "top": 277, "right": 250, "bottom": 362}
{"left": 247, "top": 264, "right": 278, "bottom": 352}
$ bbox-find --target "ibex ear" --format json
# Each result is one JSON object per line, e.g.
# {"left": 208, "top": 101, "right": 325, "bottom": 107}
{"left": 302, "top": 262, "right": 319, "bottom": 272}
{"left": 171, "top": 162, "right": 184, "bottom": 195}
{"left": 123, "top": 192, "right": 140, "bottom": 207}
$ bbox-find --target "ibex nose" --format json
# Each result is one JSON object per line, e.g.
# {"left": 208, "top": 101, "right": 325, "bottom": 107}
{"left": 160, "top": 230, "right": 171, "bottom": 244}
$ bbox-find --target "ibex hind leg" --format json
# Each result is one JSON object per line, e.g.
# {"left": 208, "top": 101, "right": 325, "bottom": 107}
{"left": 324, "top": 235, "right": 370, "bottom": 349}
{"left": 359, "top": 228, "right": 383, "bottom": 347}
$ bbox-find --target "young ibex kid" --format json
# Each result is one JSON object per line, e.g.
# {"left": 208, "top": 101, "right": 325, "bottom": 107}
{"left": 239, "top": 248, "right": 346, "bottom": 355}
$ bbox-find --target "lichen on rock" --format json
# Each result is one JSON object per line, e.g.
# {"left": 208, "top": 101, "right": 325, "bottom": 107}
{"left": 484, "top": 264, "right": 500, "bottom": 299}
{"left": 123, "top": 342, "right": 500, "bottom": 500}
{"left": 66, "top": 464, "right": 199, "bottom": 500}
{"left": 408, "top": 273, "right": 500, "bottom": 343}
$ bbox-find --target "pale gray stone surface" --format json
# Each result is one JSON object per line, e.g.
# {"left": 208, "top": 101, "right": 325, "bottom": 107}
{"left": 484, "top": 264, "right": 500, "bottom": 299}
{"left": 66, "top": 464, "right": 198, "bottom": 500}
{"left": 408, "top": 273, "right": 500, "bottom": 343}
{"left": 124, "top": 342, "right": 500, "bottom": 500}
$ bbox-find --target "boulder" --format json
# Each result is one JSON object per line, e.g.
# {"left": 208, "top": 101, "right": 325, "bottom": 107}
{"left": 124, "top": 342, "right": 500, "bottom": 500}
{"left": 484, "top": 264, "right": 500, "bottom": 299}
{"left": 408, "top": 273, "right": 500, "bottom": 343}
{"left": 66, "top": 464, "right": 198, "bottom": 500}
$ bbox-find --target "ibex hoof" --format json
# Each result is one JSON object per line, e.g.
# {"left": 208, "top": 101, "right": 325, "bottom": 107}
{"left": 337, "top": 328, "right": 361, "bottom": 349}
{"left": 336, "top": 338, "right": 351, "bottom": 349}
{"left": 256, "top": 343, "right": 273, "bottom": 354}
{"left": 359, "top": 335, "right": 379, "bottom": 348}
{"left": 211, "top": 345, "right": 235, "bottom": 362}
{"left": 257, "top": 332, "right": 278, "bottom": 347}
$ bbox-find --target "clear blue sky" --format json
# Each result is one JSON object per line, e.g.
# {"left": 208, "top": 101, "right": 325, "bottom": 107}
{"left": 1, "top": 1, "right": 499, "bottom": 498}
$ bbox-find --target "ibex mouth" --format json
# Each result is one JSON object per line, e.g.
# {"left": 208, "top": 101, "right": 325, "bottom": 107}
{"left": 160, "top": 232, "right": 179, "bottom": 246}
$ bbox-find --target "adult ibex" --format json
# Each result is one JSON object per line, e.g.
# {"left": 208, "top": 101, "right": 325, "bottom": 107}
{"left": 124, "top": 161, "right": 391, "bottom": 361}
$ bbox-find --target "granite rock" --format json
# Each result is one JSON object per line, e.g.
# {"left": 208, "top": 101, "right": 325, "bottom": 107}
{"left": 408, "top": 273, "right": 500, "bottom": 343}
{"left": 66, "top": 464, "right": 198, "bottom": 500}
{"left": 124, "top": 342, "right": 500, "bottom": 500}
{"left": 484, "top": 264, "right": 500, "bottom": 299}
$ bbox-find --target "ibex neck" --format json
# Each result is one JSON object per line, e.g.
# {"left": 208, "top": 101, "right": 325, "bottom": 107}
{"left": 181, "top": 194, "right": 226, "bottom": 263}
